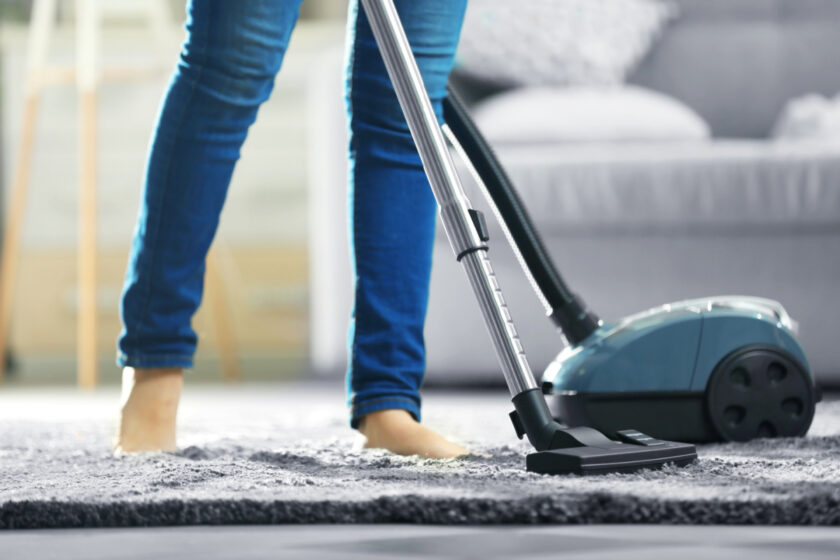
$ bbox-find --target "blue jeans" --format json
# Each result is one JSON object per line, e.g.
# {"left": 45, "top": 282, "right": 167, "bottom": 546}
{"left": 117, "top": 0, "right": 467, "bottom": 428}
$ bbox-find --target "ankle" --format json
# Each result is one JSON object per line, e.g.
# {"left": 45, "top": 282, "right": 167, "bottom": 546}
{"left": 124, "top": 366, "right": 184, "bottom": 381}
{"left": 120, "top": 367, "right": 184, "bottom": 408}
{"left": 358, "top": 409, "right": 415, "bottom": 436}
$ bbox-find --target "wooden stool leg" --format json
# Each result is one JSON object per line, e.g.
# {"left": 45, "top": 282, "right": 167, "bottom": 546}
{"left": 0, "top": 0, "right": 57, "bottom": 383}
{"left": 0, "top": 95, "right": 40, "bottom": 383}
{"left": 77, "top": 90, "right": 98, "bottom": 389}
{"left": 206, "top": 250, "right": 240, "bottom": 382}
{"left": 77, "top": 0, "right": 99, "bottom": 389}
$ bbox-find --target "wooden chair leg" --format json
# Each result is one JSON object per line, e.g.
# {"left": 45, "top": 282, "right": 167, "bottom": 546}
{"left": 77, "top": 89, "right": 98, "bottom": 390}
{"left": 76, "top": 0, "right": 99, "bottom": 389}
{"left": 206, "top": 250, "right": 240, "bottom": 382}
{"left": 0, "top": 94, "right": 41, "bottom": 383}
{"left": 0, "top": 0, "right": 57, "bottom": 383}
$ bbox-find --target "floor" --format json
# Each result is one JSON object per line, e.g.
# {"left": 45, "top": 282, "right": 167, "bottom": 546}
{"left": 1, "top": 525, "right": 839, "bottom": 560}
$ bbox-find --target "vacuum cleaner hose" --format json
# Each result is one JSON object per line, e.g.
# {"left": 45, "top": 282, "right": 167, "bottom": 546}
{"left": 442, "top": 86, "right": 600, "bottom": 345}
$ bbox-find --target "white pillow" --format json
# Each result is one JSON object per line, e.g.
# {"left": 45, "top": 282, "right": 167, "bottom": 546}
{"left": 472, "top": 86, "right": 711, "bottom": 144}
{"left": 456, "top": 0, "right": 677, "bottom": 87}
{"left": 772, "top": 93, "right": 840, "bottom": 141}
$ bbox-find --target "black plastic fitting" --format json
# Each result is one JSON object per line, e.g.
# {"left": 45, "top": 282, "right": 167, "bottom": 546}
{"left": 512, "top": 388, "right": 571, "bottom": 451}
{"left": 549, "top": 299, "right": 601, "bottom": 345}
{"left": 513, "top": 388, "right": 635, "bottom": 451}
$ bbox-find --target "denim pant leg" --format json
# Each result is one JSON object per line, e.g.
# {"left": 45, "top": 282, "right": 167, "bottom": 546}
{"left": 118, "top": 0, "right": 303, "bottom": 369}
{"left": 345, "top": 0, "right": 467, "bottom": 427}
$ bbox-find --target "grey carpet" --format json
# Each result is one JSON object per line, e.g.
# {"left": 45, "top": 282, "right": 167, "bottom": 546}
{"left": 0, "top": 385, "right": 838, "bottom": 528}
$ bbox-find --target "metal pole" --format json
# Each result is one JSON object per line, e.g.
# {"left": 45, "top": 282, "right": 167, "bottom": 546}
{"left": 359, "top": 0, "right": 537, "bottom": 397}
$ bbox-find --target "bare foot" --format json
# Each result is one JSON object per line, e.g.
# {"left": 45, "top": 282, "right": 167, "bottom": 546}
{"left": 114, "top": 367, "right": 183, "bottom": 454}
{"left": 358, "top": 409, "right": 469, "bottom": 458}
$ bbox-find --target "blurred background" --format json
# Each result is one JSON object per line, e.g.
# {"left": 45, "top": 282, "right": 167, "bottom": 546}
{"left": 0, "top": 0, "right": 346, "bottom": 385}
{"left": 0, "top": 0, "right": 838, "bottom": 390}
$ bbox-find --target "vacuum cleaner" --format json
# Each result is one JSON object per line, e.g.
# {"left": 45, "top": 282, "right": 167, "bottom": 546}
{"left": 440, "top": 96, "right": 819, "bottom": 445}
{"left": 362, "top": 0, "right": 700, "bottom": 475}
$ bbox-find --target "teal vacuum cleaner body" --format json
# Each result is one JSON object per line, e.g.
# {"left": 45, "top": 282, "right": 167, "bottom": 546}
{"left": 544, "top": 297, "right": 817, "bottom": 442}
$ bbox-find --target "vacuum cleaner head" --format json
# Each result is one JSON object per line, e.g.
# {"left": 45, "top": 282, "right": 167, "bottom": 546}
{"left": 526, "top": 427, "right": 697, "bottom": 476}
{"left": 510, "top": 388, "right": 697, "bottom": 475}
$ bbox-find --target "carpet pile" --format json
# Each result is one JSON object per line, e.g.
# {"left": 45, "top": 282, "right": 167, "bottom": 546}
{"left": 1, "top": 385, "right": 837, "bottom": 528}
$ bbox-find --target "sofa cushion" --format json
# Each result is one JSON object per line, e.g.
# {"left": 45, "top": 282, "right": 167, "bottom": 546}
{"left": 472, "top": 86, "right": 711, "bottom": 144}
{"left": 629, "top": 0, "right": 840, "bottom": 138}
{"left": 456, "top": 0, "right": 675, "bottom": 87}
{"left": 453, "top": 140, "right": 840, "bottom": 234}
{"left": 772, "top": 93, "right": 840, "bottom": 141}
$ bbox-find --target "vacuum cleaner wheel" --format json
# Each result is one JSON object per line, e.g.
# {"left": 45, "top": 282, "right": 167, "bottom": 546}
{"left": 706, "top": 345, "right": 815, "bottom": 442}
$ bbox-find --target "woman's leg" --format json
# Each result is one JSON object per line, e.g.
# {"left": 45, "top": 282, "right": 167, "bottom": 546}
{"left": 116, "top": 0, "right": 302, "bottom": 453}
{"left": 345, "top": 0, "right": 469, "bottom": 456}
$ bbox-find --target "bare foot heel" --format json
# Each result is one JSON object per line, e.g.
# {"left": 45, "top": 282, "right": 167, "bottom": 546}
{"left": 358, "top": 409, "right": 469, "bottom": 458}
{"left": 114, "top": 367, "right": 183, "bottom": 454}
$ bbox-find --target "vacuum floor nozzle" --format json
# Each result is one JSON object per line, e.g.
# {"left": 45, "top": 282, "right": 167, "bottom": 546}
{"left": 526, "top": 428, "right": 697, "bottom": 476}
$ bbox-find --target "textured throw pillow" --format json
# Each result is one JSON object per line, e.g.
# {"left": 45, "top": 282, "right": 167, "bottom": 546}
{"left": 772, "top": 93, "right": 840, "bottom": 141}
{"left": 472, "top": 86, "right": 711, "bottom": 144}
{"left": 456, "top": 0, "right": 677, "bottom": 87}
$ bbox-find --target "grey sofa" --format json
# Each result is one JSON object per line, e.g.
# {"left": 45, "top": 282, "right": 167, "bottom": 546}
{"left": 308, "top": 0, "right": 840, "bottom": 387}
